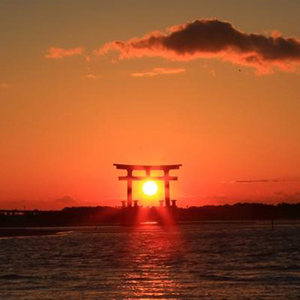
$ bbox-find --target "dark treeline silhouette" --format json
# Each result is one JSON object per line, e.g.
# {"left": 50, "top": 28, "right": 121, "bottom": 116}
{"left": 1, "top": 203, "right": 300, "bottom": 227}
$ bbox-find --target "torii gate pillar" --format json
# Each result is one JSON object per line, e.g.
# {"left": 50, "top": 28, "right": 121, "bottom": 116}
{"left": 126, "top": 169, "right": 133, "bottom": 208}
{"left": 164, "top": 169, "right": 170, "bottom": 207}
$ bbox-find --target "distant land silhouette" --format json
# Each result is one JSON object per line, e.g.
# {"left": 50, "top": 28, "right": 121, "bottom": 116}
{"left": 1, "top": 203, "right": 300, "bottom": 227}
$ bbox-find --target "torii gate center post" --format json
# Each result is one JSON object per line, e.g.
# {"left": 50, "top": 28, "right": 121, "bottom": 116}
{"left": 113, "top": 164, "right": 182, "bottom": 208}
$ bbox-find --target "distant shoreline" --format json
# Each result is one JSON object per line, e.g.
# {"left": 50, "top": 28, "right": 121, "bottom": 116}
{"left": 1, "top": 220, "right": 300, "bottom": 237}
{"left": 1, "top": 203, "right": 300, "bottom": 227}
{"left": 0, "top": 228, "right": 64, "bottom": 238}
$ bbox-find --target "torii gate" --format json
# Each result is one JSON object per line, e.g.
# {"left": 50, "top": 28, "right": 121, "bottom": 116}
{"left": 113, "top": 164, "right": 182, "bottom": 208}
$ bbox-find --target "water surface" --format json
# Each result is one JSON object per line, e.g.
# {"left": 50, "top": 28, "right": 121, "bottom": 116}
{"left": 0, "top": 222, "right": 299, "bottom": 299}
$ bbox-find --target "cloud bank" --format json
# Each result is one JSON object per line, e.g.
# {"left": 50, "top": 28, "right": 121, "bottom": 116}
{"left": 45, "top": 47, "right": 84, "bottom": 59}
{"left": 132, "top": 67, "right": 186, "bottom": 77}
{"left": 95, "top": 19, "right": 300, "bottom": 74}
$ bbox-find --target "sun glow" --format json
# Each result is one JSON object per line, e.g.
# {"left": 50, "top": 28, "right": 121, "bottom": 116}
{"left": 142, "top": 181, "right": 158, "bottom": 196}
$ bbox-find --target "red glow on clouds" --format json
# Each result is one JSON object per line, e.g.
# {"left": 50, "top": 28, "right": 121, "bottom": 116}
{"left": 45, "top": 47, "right": 84, "bottom": 59}
{"left": 132, "top": 67, "right": 186, "bottom": 77}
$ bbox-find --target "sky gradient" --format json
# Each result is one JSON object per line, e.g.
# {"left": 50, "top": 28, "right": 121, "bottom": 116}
{"left": 1, "top": 0, "right": 300, "bottom": 209}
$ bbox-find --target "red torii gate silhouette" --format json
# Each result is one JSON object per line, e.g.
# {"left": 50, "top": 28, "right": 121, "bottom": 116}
{"left": 113, "top": 164, "right": 182, "bottom": 208}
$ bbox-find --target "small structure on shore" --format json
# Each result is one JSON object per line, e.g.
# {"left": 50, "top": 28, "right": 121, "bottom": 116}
{"left": 113, "top": 163, "right": 182, "bottom": 225}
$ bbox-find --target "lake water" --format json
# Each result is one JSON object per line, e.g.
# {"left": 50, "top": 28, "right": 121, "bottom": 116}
{"left": 0, "top": 222, "right": 300, "bottom": 299}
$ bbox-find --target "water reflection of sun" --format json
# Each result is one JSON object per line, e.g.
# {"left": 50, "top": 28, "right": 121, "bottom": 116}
{"left": 119, "top": 225, "right": 185, "bottom": 298}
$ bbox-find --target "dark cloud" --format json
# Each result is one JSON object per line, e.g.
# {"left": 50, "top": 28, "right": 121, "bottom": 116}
{"left": 235, "top": 180, "right": 270, "bottom": 183}
{"left": 221, "top": 179, "right": 300, "bottom": 184}
{"left": 96, "top": 19, "right": 300, "bottom": 74}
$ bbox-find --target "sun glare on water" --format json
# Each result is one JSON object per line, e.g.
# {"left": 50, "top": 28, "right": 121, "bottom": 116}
{"left": 142, "top": 181, "right": 158, "bottom": 196}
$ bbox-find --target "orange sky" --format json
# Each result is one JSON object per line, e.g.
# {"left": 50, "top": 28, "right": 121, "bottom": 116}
{"left": 1, "top": 0, "right": 300, "bottom": 209}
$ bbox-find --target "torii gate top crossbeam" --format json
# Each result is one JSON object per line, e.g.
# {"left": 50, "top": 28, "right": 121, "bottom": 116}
{"left": 113, "top": 164, "right": 182, "bottom": 171}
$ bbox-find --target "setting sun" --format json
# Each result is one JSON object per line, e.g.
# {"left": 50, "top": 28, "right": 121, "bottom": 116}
{"left": 142, "top": 181, "right": 158, "bottom": 196}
